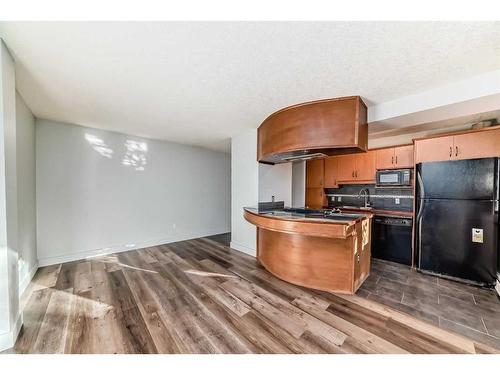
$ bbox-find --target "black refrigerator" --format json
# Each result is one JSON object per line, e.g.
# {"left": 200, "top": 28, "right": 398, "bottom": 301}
{"left": 415, "top": 157, "right": 499, "bottom": 286}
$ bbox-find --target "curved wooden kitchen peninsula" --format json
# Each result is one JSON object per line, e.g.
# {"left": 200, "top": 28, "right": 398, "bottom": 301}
{"left": 244, "top": 208, "right": 372, "bottom": 294}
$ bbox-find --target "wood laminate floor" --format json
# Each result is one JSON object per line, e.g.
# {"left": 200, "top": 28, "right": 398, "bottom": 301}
{"left": 9, "top": 235, "right": 500, "bottom": 354}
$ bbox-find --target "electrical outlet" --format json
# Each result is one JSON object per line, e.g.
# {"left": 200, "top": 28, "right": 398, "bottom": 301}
{"left": 395, "top": 198, "right": 400, "bottom": 205}
{"left": 338, "top": 197, "right": 342, "bottom": 202}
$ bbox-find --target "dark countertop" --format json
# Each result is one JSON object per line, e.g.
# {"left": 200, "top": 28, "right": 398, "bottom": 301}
{"left": 244, "top": 207, "right": 372, "bottom": 224}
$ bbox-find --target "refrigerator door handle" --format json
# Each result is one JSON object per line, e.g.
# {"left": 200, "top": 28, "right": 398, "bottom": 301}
{"left": 415, "top": 171, "right": 425, "bottom": 266}
{"left": 417, "top": 212, "right": 424, "bottom": 269}
{"left": 495, "top": 158, "right": 499, "bottom": 213}
{"left": 416, "top": 171, "right": 425, "bottom": 222}
{"left": 496, "top": 158, "right": 499, "bottom": 202}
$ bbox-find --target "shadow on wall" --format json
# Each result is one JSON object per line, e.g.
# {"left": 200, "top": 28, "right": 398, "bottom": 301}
{"left": 84, "top": 133, "right": 148, "bottom": 171}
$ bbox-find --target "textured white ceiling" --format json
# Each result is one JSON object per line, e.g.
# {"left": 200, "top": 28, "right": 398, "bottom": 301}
{"left": 1, "top": 22, "right": 499, "bottom": 152}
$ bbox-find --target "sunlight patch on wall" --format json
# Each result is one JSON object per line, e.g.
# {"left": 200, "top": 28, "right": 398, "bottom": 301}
{"left": 122, "top": 140, "right": 148, "bottom": 171}
{"left": 84, "top": 133, "right": 114, "bottom": 158}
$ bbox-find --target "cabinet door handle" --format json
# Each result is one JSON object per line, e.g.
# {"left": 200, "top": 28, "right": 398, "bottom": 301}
{"left": 355, "top": 171, "right": 358, "bottom": 178}
{"left": 395, "top": 156, "right": 398, "bottom": 164}
{"left": 391, "top": 156, "right": 394, "bottom": 164}
{"left": 455, "top": 146, "right": 458, "bottom": 157}
{"left": 449, "top": 146, "right": 452, "bottom": 157}
{"left": 352, "top": 171, "right": 355, "bottom": 178}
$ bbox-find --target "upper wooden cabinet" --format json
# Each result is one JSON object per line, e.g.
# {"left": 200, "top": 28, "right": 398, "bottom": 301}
{"left": 306, "top": 159, "right": 324, "bottom": 188}
{"left": 257, "top": 96, "right": 368, "bottom": 164}
{"left": 337, "top": 151, "right": 376, "bottom": 183}
{"left": 305, "top": 159, "right": 327, "bottom": 208}
{"left": 375, "top": 147, "right": 394, "bottom": 170}
{"left": 337, "top": 154, "right": 357, "bottom": 181}
{"left": 357, "top": 151, "right": 376, "bottom": 181}
{"left": 453, "top": 130, "right": 500, "bottom": 160}
{"left": 414, "top": 136, "right": 454, "bottom": 163}
{"left": 414, "top": 127, "right": 500, "bottom": 163}
{"left": 375, "top": 145, "right": 414, "bottom": 169}
{"left": 324, "top": 157, "right": 339, "bottom": 188}
{"left": 394, "top": 145, "right": 414, "bottom": 168}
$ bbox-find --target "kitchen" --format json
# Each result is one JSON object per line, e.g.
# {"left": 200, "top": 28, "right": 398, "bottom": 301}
{"left": 245, "top": 95, "right": 500, "bottom": 349}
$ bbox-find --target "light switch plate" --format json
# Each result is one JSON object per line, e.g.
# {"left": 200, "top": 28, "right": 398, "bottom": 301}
{"left": 395, "top": 198, "right": 400, "bottom": 205}
{"left": 338, "top": 197, "right": 342, "bottom": 202}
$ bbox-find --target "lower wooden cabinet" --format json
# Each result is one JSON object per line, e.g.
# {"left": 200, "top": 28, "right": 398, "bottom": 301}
{"left": 305, "top": 188, "right": 327, "bottom": 209}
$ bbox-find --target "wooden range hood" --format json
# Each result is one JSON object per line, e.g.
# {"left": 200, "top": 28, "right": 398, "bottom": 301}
{"left": 257, "top": 96, "right": 368, "bottom": 164}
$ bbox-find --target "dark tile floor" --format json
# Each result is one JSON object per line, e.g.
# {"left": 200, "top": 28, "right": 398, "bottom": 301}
{"left": 357, "top": 258, "right": 500, "bottom": 349}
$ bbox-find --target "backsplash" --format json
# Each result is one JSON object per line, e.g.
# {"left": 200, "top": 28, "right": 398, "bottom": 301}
{"left": 258, "top": 201, "right": 285, "bottom": 212}
{"left": 325, "top": 184, "right": 413, "bottom": 211}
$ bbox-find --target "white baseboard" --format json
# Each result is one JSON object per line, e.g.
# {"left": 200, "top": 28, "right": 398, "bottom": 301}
{"left": 0, "top": 313, "right": 23, "bottom": 352}
{"left": 19, "top": 262, "right": 39, "bottom": 295}
{"left": 38, "top": 229, "right": 231, "bottom": 267}
{"left": 230, "top": 241, "right": 256, "bottom": 257}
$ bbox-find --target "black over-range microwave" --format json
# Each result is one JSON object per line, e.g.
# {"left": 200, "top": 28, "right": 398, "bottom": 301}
{"left": 376, "top": 169, "right": 412, "bottom": 187}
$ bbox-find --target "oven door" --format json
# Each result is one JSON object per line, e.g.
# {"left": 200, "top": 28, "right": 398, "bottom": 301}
{"left": 376, "top": 170, "right": 402, "bottom": 186}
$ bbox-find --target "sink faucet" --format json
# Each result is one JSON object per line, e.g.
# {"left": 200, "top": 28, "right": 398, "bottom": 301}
{"left": 357, "top": 188, "right": 371, "bottom": 208}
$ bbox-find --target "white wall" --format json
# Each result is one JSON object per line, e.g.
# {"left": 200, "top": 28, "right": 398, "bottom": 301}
{"left": 36, "top": 119, "right": 231, "bottom": 266}
{"left": 0, "top": 40, "right": 22, "bottom": 351}
{"left": 368, "top": 69, "right": 500, "bottom": 131}
{"left": 258, "top": 163, "right": 292, "bottom": 206}
{"left": 230, "top": 129, "right": 258, "bottom": 256}
{"left": 291, "top": 161, "right": 306, "bottom": 207}
{"left": 16, "top": 92, "right": 37, "bottom": 293}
